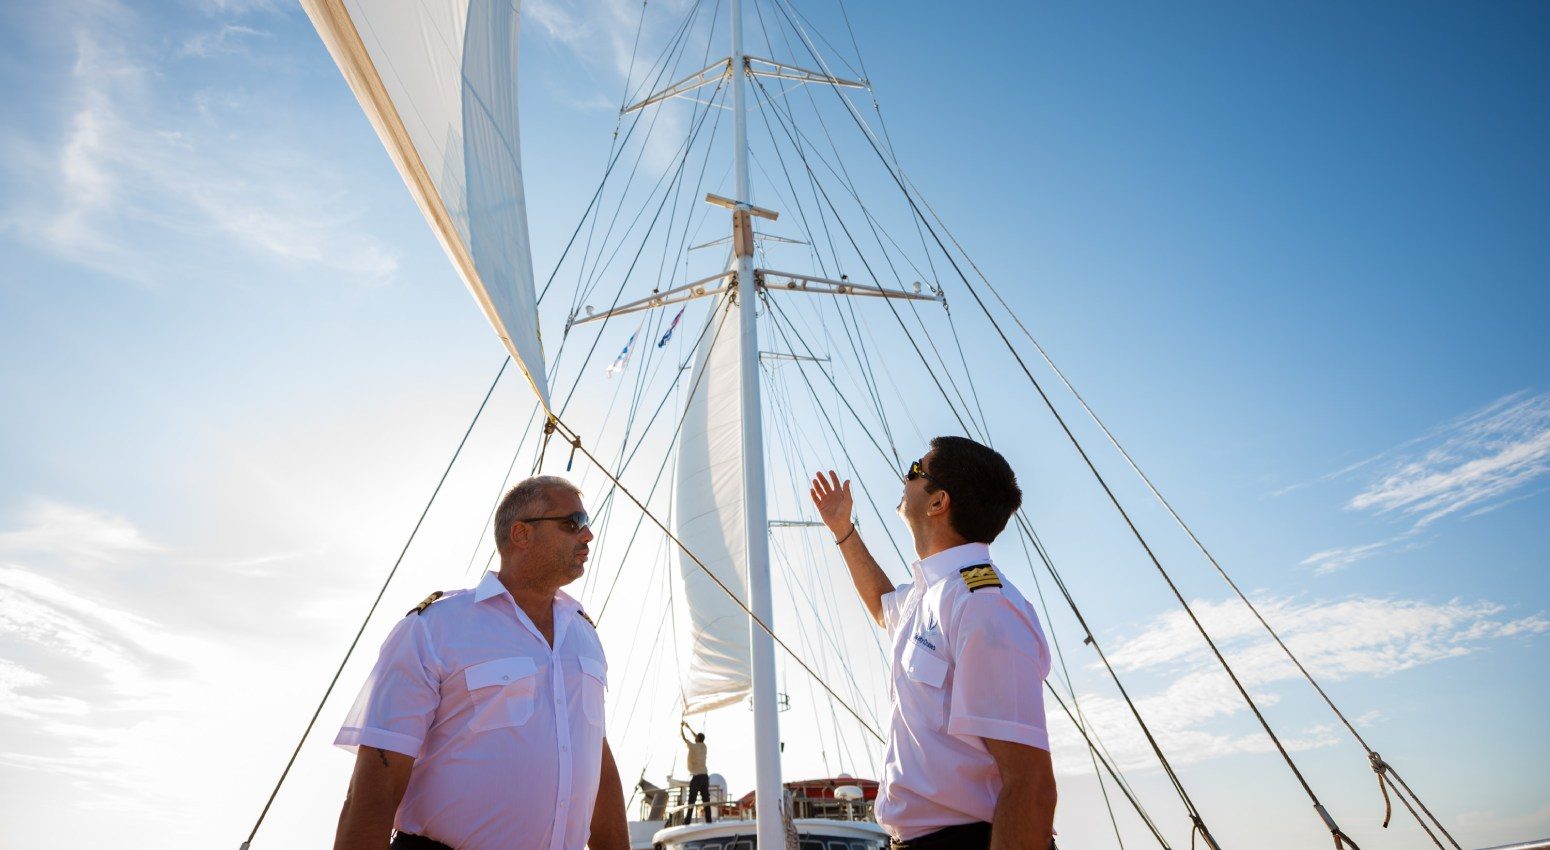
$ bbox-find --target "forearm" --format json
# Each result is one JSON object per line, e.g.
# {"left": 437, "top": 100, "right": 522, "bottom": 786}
{"left": 989, "top": 774, "right": 1056, "bottom": 850}
{"left": 589, "top": 743, "right": 630, "bottom": 850}
{"left": 333, "top": 787, "right": 399, "bottom": 850}
{"left": 836, "top": 531, "right": 893, "bottom": 626}
{"left": 334, "top": 746, "right": 412, "bottom": 850}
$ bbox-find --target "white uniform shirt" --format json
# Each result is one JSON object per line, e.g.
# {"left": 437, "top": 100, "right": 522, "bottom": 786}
{"left": 336, "top": 571, "right": 609, "bottom": 850}
{"left": 875, "top": 542, "right": 1052, "bottom": 841}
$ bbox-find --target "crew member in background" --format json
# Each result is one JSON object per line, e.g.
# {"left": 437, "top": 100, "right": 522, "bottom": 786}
{"left": 810, "top": 437, "right": 1057, "bottom": 850}
{"left": 332, "top": 476, "right": 629, "bottom": 850}
{"left": 679, "top": 721, "right": 714, "bottom": 824}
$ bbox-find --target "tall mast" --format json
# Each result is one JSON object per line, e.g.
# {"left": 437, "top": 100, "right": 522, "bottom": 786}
{"left": 730, "top": 0, "right": 786, "bottom": 846}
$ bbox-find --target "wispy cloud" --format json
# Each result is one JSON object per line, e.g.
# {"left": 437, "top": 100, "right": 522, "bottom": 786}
{"left": 0, "top": 1, "right": 398, "bottom": 286}
{"left": 1051, "top": 594, "right": 1548, "bottom": 772}
{"left": 0, "top": 500, "right": 161, "bottom": 566}
{"left": 1298, "top": 390, "right": 1550, "bottom": 573}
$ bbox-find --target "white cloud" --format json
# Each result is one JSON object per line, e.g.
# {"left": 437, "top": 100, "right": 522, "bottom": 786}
{"left": 1300, "top": 390, "right": 1550, "bottom": 573}
{"left": 1, "top": 2, "right": 398, "bottom": 286}
{"left": 1350, "top": 391, "right": 1550, "bottom": 526}
{"left": 178, "top": 23, "right": 269, "bottom": 58}
{"left": 0, "top": 500, "right": 161, "bottom": 566}
{"left": 1048, "top": 594, "right": 1549, "bottom": 772}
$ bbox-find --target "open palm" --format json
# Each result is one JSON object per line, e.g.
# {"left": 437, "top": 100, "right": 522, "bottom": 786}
{"left": 808, "top": 470, "right": 853, "bottom": 537}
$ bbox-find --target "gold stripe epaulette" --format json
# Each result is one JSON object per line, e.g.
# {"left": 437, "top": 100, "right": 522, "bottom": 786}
{"left": 959, "top": 564, "right": 1002, "bottom": 592}
{"left": 406, "top": 590, "right": 444, "bottom": 616}
{"left": 578, "top": 609, "right": 596, "bottom": 628}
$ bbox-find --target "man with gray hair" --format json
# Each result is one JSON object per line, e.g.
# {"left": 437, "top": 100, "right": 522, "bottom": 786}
{"left": 333, "top": 475, "right": 628, "bottom": 850}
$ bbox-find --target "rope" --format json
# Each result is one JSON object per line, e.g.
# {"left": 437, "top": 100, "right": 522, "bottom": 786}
{"left": 545, "top": 412, "right": 887, "bottom": 745}
{"left": 240, "top": 356, "right": 509, "bottom": 849}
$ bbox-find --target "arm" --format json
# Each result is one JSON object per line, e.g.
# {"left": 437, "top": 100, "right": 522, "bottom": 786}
{"left": 809, "top": 470, "right": 894, "bottom": 627}
{"left": 589, "top": 739, "right": 630, "bottom": 850}
{"left": 985, "top": 739, "right": 1057, "bottom": 850}
{"left": 679, "top": 721, "right": 692, "bottom": 744}
{"left": 333, "top": 746, "right": 414, "bottom": 850}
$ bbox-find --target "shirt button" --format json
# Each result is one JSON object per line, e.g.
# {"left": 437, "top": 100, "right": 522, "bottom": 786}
{"left": 502, "top": 675, "right": 510, "bottom": 681}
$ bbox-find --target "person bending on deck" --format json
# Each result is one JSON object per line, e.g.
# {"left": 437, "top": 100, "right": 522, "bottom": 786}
{"left": 332, "top": 476, "right": 629, "bottom": 850}
{"left": 810, "top": 437, "right": 1057, "bottom": 850}
{"left": 678, "top": 721, "right": 714, "bottom": 824}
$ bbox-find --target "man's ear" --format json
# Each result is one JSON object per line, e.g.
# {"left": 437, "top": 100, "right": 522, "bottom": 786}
{"left": 507, "top": 520, "right": 530, "bottom": 551}
{"left": 928, "top": 489, "right": 950, "bottom": 517}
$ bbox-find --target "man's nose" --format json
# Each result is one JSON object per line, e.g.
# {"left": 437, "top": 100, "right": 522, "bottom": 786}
{"left": 580, "top": 525, "right": 595, "bottom": 543}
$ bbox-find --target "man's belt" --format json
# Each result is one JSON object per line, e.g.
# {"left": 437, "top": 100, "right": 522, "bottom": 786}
{"left": 392, "top": 832, "right": 454, "bottom": 850}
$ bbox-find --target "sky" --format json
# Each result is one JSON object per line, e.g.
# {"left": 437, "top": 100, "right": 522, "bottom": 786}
{"left": 1, "top": 1, "right": 1548, "bottom": 849}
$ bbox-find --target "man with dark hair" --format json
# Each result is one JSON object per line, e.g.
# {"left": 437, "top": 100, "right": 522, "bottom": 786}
{"left": 811, "top": 437, "right": 1056, "bottom": 850}
{"left": 678, "top": 721, "right": 713, "bottom": 823}
{"left": 332, "top": 476, "right": 629, "bottom": 850}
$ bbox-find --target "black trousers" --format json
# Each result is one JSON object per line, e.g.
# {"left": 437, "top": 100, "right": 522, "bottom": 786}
{"left": 890, "top": 822, "right": 991, "bottom": 850}
{"left": 686, "top": 772, "right": 714, "bottom": 823}
{"left": 392, "top": 832, "right": 453, "bottom": 850}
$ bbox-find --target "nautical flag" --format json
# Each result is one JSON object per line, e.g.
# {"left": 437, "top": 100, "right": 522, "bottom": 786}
{"left": 605, "top": 331, "right": 637, "bottom": 378}
{"left": 657, "top": 307, "right": 685, "bottom": 348}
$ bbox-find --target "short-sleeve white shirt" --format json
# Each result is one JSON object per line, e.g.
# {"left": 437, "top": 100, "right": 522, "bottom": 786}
{"left": 335, "top": 571, "right": 609, "bottom": 850}
{"left": 875, "top": 542, "right": 1052, "bottom": 841}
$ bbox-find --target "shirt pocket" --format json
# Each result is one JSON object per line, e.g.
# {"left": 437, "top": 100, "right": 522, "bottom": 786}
{"left": 464, "top": 656, "right": 540, "bottom": 732}
{"left": 901, "top": 644, "right": 949, "bottom": 729}
{"left": 579, "top": 656, "right": 607, "bottom": 727}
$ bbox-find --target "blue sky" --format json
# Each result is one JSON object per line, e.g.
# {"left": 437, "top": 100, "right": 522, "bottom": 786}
{"left": 1, "top": 1, "right": 1547, "bottom": 849}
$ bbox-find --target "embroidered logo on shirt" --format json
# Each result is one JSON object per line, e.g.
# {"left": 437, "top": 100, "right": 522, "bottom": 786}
{"left": 913, "top": 612, "right": 941, "bottom": 651}
{"left": 959, "top": 564, "right": 1002, "bottom": 592}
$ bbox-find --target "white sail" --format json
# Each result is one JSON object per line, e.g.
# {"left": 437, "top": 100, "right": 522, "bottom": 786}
{"left": 301, "top": 0, "right": 549, "bottom": 406}
{"left": 674, "top": 296, "right": 751, "bottom": 715}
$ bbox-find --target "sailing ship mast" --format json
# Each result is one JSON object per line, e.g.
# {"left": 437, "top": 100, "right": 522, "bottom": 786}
{"left": 728, "top": 0, "right": 784, "bottom": 843}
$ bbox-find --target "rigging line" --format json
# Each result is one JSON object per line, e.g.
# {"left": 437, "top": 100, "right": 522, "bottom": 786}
{"left": 752, "top": 81, "right": 978, "bottom": 447}
{"left": 772, "top": 287, "right": 1211, "bottom": 834}
{"left": 771, "top": 274, "right": 1211, "bottom": 831}
{"left": 240, "top": 356, "right": 510, "bottom": 850}
{"left": 546, "top": 413, "right": 888, "bottom": 745}
{"left": 592, "top": 304, "right": 733, "bottom": 623}
{"left": 775, "top": 15, "right": 1358, "bottom": 845}
{"left": 1009, "top": 517, "right": 1139, "bottom": 850}
{"left": 571, "top": 77, "right": 726, "bottom": 318}
{"left": 461, "top": 401, "right": 544, "bottom": 583}
{"left": 1011, "top": 511, "right": 1214, "bottom": 838}
{"left": 768, "top": 535, "right": 861, "bottom": 772}
{"left": 1044, "top": 685, "right": 1172, "bottom": 850}
{"left": 1016, "top": 532, "right": 1148, "bottom": 814}
{"left": 615, "top": 0, "right": 650, "bottom": 111}
{"left": 759, "top": 295, "right": 914, "bottom": 577}
{"left": 940, "top": 302, "right": 993, "bottom": 447}
{"left": 568, "top": 7, "right": 709, "bottom": 317}
{"left": 554, "top": 80, "right": 730, "bottom": 416}
{"left": 930, "top": 241, "right": 1460, "bottom": 849}
{"left": 546, "top": 0, "right": 705, "bottom": 310}
{"left": 764, "top": 372, "right": 884, "bottom": 727}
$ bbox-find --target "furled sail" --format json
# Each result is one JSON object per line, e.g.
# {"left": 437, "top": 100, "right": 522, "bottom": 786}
{"left": 301, "top": 0, "right": 549, "bottom": 406}
{"left": 675, "top": 296, "right": 751, "bottom": 715}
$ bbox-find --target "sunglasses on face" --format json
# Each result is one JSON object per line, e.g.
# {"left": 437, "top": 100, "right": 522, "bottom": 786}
{"left": 905, "top": 459, "right": 942, "bottom": 489}
{"left": 518, "top": 511, "right": 592, "bottom": 534}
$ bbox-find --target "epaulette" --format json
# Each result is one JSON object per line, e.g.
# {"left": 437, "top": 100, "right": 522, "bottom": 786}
{"left": 959, "top": 564, "right": 1002, "bottom": 592}
{"left": 577, "top": 609, "right": 596, "bottom": 628}
{"left": 406, "top": 591, "right": 445, "bottom": 616}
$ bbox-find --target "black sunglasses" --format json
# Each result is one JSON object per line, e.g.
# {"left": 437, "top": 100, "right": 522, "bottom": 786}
{"left": 905, "top": 459, "right": 945, "bottom": 490}
{"left": 518, "top": 511, "right": 592, "bottom": 534}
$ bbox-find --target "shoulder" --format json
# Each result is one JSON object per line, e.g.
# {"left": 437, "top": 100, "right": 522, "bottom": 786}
{"left": 403, "top": 587, "right": 475, "bottom": 623}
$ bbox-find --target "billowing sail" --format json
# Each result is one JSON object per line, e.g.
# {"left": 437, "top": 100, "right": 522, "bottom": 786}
{"left": 675, "top": 297, "right": 751, "bottom": 715}
{"left": 301, "top": 0, "right": 549, "bottom": 406}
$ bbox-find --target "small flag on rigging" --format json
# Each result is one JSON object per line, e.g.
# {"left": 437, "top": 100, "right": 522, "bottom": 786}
{"left": 605, "top": 331, "right": 636, "bottom": 378}
{"left": 657, "top": 307, "right": 685, "bottom": 348}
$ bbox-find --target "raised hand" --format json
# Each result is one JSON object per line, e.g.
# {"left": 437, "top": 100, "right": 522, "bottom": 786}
{"left": 809, "top": 470, "right": 854, "bottom": 539}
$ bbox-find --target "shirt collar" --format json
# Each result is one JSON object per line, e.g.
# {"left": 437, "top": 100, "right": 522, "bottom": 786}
{"left": 474, "top": 571, "right": 587, "bottom": 618}
{"left": 473, "top": 570, "right": 509, "bottom": 603}
{"left": 913, "top": 541, "right": 992, "bottom": 584}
